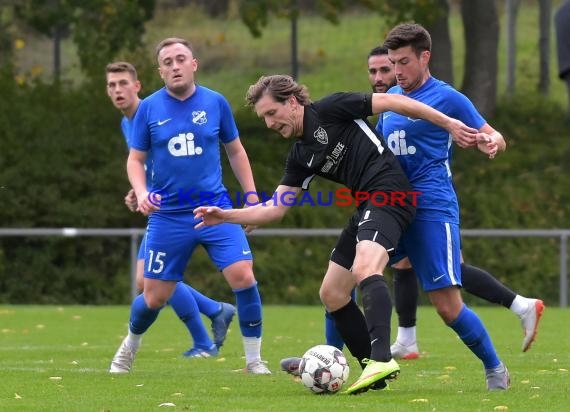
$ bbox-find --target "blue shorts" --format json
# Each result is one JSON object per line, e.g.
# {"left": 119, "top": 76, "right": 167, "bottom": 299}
{"left": 143, "top": 211, "right": 252, "bottom": 281}
{"left": 391, "top": 220, "right": 461, "bottom": 292}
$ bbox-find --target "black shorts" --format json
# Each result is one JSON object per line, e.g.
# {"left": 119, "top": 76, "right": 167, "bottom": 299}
{"left": 330, "top": 198, "right": 415, "bottom": 270}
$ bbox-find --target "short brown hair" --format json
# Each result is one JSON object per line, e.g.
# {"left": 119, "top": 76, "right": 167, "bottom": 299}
{"left": 105, "top": 61, "right": 138, "bottom": 80}
{"left": 155, "top": 37, "right": 194, "bottom": 60}
{"left": 245, "top": 75, "right": 311, "bottom": 107}
{"left": 384, "top": 23, "right": 432, "bottom": 56}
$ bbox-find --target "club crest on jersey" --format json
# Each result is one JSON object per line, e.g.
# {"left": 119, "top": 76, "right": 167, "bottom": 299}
{"left": 192, "top": 110, "right": 207, "bottom": 125}
{"left": 314, "top": 126, "right": 328, "bottom": 144}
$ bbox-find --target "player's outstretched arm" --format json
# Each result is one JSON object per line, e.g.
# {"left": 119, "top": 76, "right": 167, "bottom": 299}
{"left": 194, "top": 185, "right": 300, "bottom": 229}
{"left": 371, "top": 93, "right": 479, "bottom": 148}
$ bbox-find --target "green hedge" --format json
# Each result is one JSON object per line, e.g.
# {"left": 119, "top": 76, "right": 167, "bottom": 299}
{"left": 0, "top": 75, "right": 568, "bottom": 305}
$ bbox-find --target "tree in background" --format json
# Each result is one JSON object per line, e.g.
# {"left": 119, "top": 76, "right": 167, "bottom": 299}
{"left": 0, "top": 1, "right": 18, "bottom": 69}
{"left": 160, "top": 0, "right": 230, "bottom": 17}
{"left": 15, "top": 0, "right": 72, "bottom": 83}
{"left": 538, "top": 0, "right": 551, "bottom": 95}
{"left": 15, "top": 0, "right": 155, "bottom": 82}
{"left": 72, "top": 0, "right": 155, "bottom": 81}
{"left": 237, "top": 0, "right": 508, "bottom": 111}
{"left": 460, "top": 0, "right": 499, "bottom": 116}
{"left": 422, "top": 0, "right": 453, "bottom": 86}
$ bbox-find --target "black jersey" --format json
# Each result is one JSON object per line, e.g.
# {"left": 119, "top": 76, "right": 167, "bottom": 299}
{"left": 279, "top": 92, "right": 411, "bottom": 194}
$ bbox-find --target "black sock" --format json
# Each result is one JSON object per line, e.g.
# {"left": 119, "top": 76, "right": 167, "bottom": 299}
{"left": 393, "top": 267, "right": 418, "bottom": 327}
{"left": 329, "top": 299, "right": 371, "bottom": 369}
{"left": 461, "top": 263, "right": 516, "bottom": 308}
{"left": 360, "top": 274, "right": 392, "bottom": 362}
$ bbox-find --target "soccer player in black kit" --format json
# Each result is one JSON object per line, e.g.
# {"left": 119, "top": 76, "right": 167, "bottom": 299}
{"left": 193, "top": 74, "right": 481, "bottom": 394}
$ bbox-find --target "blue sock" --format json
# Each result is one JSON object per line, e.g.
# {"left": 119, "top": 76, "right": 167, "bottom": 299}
{"left": 129, "top": 294, "right": 161, "bottom": 335}
{"left": 169, "top": 282, "right": 213, "bottom": 349}
{"left": 184, "top": 283, "right": 221, "bottom": 319}
{"left": 449, "top": 304, "right": 501, "bottom": 369}
{"left": 234, "top": 283, "right": 262, "bottom": 338}
{"left": 325, "top": 311, "right": 344, "bottom": 350}
{"left": 350, "top": 287, "right": 357, "bottom": 303}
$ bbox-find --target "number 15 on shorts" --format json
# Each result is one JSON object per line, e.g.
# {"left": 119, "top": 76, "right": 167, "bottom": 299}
{"left": 147, "top": 249, "right": 166, "bottom": 274}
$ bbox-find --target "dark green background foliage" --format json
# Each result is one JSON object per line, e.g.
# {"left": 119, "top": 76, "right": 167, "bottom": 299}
{"left": 0, "top": 66, "right": 568, "bottom": 305}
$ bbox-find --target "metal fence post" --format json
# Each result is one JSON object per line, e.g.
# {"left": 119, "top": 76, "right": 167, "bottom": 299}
{"left": 560, "top": 233, "right": 568, "bottom": 307}
{"left": 130, "top": 232, "right": 139, "bottom": 300}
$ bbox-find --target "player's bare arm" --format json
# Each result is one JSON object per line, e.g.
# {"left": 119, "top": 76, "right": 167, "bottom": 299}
{"left": 224, "top": 137, "right": 261, "bottom": 233}
{"left": 371, "top": 93, "right": 478, "bottom": 148}
{"left": 224, "top": 138, "right": 259, "bottom": 204}
{"left": 194, "top": 184, "right": 301, "bottom": 229}
{"left": 127, "top": 148, "right": 160, "bottom": 216}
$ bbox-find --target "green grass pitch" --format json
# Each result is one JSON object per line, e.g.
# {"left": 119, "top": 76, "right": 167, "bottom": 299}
{"left": 0, "top": 305, "right": 568, "bottom": 411}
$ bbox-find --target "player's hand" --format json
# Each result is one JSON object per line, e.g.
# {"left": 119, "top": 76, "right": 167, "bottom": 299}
{"left": 448, "top": 119, "right": 478, "bottom": 148}
{"left": 124, "top": 189, "right": 137, "bottom": 212}
{"left": 242, "top": 195, "right": 259, "bottom": 234}
{"left": 476, "top": 133, "right": 499, "bottom": 159}
{"left": 193, "top": 206, "right": 225, "bottom": 229}
{"left": 136, "top": 190, "right": 161, "bottom": 216}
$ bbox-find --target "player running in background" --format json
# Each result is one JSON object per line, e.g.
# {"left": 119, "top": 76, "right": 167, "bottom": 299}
{"left": 194, "top": 74, "right": 485, "bottom": 394}
{"left": 108, "top": 39, "right": 270, "bottom": 375}
{"left": 105, "top": 61, "right": 235, "bottom": 358}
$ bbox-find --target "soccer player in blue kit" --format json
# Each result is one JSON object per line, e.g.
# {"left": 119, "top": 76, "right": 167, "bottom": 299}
{"left": 194, "top": 74, "right": 483, "bottom": 394}
{"left": 378, "top": 23, "right": 510, "bottom": 390}
{"left": 329, "top": 46, "right": 543, "bottom": 360}
{"left": 108, "top": 39, "right": 270, "bottom": 375}
{"left": 105, "top": 62, "right": 236, "bottom": 361}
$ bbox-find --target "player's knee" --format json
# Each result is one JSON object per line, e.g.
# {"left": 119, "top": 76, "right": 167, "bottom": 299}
{"left": 435, "top": 305, "right": 456, "bottom": 324}
{"left": 223, "top": 261, "right": 255, "bottom": 289}
{"left": 430, "top": 291, "right": 463, "bottom": 324}
{"left": 319, "top": 284, "right": 346, "bottom": 311}
{"left": 226, "top": 272, "right": 256, "bottom": 289}
{"left": 351, "top": 264, "right": 387, "bottom": 284}
{"left": 352, "top": 245, "right": 389, "bottom": 279}
{"left": 144, "top": 294, "right": 167, "bottom": 310}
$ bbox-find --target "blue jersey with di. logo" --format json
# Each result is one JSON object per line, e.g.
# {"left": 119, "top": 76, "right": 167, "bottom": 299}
{"left": 377, "top": 77, "right": 485, "bottom": 223}
{"left": 129, "top": 85, "right": 239, "bottom": 211}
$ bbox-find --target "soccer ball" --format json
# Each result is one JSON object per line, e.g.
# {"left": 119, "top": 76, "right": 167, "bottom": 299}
{"left": 299, "top": 344, "right": 350, "bottom": 394}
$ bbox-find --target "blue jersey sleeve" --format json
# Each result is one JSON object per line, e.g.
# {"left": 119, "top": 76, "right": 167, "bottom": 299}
{"left": 120, "top": 117, "right": 130, "bottom": 147}
{"left": 218, "top": 96, "right": 239, "bottom": 144}
{"left": 129, "top": 99, "right": 151, "bottom": 152}
{"left": 439, "top": 86, "right": 486, "bottom": 130}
